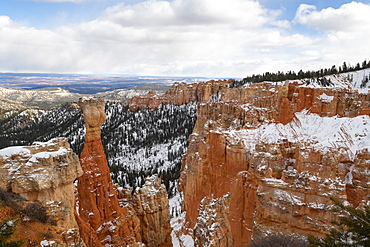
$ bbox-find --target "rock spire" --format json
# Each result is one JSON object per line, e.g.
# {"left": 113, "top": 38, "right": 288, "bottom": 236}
{"left": 77, "top": 97, "right": 142, "bottom": 246}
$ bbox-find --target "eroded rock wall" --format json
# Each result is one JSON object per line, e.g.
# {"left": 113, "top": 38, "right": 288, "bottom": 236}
{"left": 178, "top": 81, "right": 370, "bottom": 246}
{"left": 126, "top": 80, "right": 231, "bottom": 111}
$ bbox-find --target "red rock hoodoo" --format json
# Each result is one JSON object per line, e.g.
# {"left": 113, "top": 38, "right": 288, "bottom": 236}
{"left": 77, "top": 98, "right": 142, "bottom": 246}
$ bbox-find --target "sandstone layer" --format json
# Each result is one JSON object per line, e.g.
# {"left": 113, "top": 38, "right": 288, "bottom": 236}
{"left": 77, "top": 97, "right": 142, "bottom": 246}
{"left": 0, "top": 137, "right": 84, "bottom": 246}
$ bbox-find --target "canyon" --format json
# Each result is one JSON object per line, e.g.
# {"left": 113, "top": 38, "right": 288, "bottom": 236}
{"left": 0, "top": 69, "right": 369, "bottom": 246}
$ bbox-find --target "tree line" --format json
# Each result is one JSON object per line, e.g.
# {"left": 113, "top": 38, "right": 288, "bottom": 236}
{"left": 230, "top": 60, "right": 370, "bottom": 88}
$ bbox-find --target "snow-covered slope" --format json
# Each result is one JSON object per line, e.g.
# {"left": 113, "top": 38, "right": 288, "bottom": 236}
{"left": 227, "top": 110, "right": 370, "bottom": 158}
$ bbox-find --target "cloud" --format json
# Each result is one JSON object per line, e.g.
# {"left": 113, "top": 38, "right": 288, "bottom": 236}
{"left": 294, "top": 2, "right": 370, "bottom": 32}
{"left": 1, "top": 1, "right": 370, "bottom": 77}
{"left": 103, "top": 0, "right": 275, "bottom": 28}
{"left": 293, "top": 2, "right": 370, "bottom": 68}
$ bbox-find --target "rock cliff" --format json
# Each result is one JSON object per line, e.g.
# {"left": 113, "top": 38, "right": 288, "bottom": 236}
{"left": 126, "top": 80, "right": 231, "bottom": 111}
{"left": 0, "top": 137, "right": 84, "bottom": 246}
{"left": 126, "top": 75, "right": 370, "bottom": 246}
{"left": 178, "top": 79, "right": 370, "bottom": 246}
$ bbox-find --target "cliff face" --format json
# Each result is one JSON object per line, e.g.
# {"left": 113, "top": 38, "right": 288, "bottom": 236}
{"left": 0, "top": 138, "right": 84, "bottom": 246}
{"left": 120, "top": 175, "right": 173, "bottom": 247}
{"left": 77, "top": 97, "right": 142, "bottom": 246}
{"left": 179, "top": 80, "right": 370, "bottom": 246}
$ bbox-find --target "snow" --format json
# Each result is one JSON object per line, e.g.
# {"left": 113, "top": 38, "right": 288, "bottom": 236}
{"left": 170, "top": 192, "right": 195, "bottom": 247}
{"left": 344, "top": 164, "right": 355, "bottom": 184}
{"left": 0, "top": 146, "right": 31, "bottom": 158}
{"left": 319, "top": 93, "right": 334, "bottom": 102}
{"left": 40, "top": 240, "right": 56, "bottom": 247}
{"left": 262, "top": 178, "right": 289, "bottom": 187}
{"left": 226, "top": 110, "right": 370, "bottom": 158}
{"left": 28, "top": 147, "right": 68, "bottom": 162}
{"left": 274, "top": 190, "right": 305, "bottom": 206}
{"left": 180, "top": 235, "right": 195, "bottom": 247}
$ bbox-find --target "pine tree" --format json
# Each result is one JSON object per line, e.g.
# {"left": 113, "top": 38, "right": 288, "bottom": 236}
{"left": 308, "top": 198, "right": 370, "bottom": 247}
{"left": 0, "top": 218, "right": 24, "bottom": 247}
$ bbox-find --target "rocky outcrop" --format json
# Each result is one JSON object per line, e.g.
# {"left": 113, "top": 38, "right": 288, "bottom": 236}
{"left": 0, "top": 137, "right": 84, "bottom": 246}
{"left": 178, "top": 80, "right": 370, "bottom": 246}
{"left": 77, "top": 97, "right": 142, "bottom": 246}
{"left": 194, "top": 193, "right": 234, "bottom": 247}
{"left": 129, "top": 175, "right": 172, "bottom": 247}
{"left": 126, "top": 80, "right": 231, "bottom": 111}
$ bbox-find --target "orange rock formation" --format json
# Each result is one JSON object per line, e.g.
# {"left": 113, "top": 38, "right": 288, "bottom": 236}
{"left": 127, "top": 175, "right": 172, "bottom": 247}
{"left": 126, "top": 80, "right": 231, "bottom": 111}
{"left": 179, "top": 81, "right": 370, "bottom": 246}
{"left": 194, "top": 193, "right": 234, "bottom": 247}
{"left": 0, "top": 138, "right": 84, "bottom": 246}
{"left": 127, "top": 79, "right": 370, "bottom": 246}
{"left": 77, "top": 97, "right": 142, "bottom": 246}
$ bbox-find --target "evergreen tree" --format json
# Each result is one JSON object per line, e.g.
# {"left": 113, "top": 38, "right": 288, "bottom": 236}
{"left": 308, "top": 198, "right": 370, "bottom": 247}
{"left": 0, "top": 218, "right": 23, "bottom": 247}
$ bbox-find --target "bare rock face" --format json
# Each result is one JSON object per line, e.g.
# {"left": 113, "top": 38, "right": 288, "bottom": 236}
{"left": 194, "top": 193, "right": 234, "bottom": 247}
{"left": 77, "top": 97, "right": 142, "bottom": 246}
{"left": 130, "top": 175, "right": 172, "bottom": 247}
{"left": 178, "top": 81, "right": 370, "bottom": 246}
{"left": 0, "top": 137, "right": 84, "bottom": 245}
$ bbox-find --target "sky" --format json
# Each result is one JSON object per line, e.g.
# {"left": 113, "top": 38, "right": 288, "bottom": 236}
{"left": 1, "top": 0, "right": 370, "bottom": 78}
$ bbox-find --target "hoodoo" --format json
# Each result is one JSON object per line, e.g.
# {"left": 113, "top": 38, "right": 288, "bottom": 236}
{"left": 77, "top": 97, "right": 142, "bottom": 246}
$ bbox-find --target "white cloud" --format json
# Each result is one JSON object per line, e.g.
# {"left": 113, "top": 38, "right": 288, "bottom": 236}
{"left": 1, "top": 1, "right": 370, "bottom": 77}
{"left": 103, "top": 0, "right": 274, "bottom": 28}
{"left": 293, "top": 2, "right": 370, "bottom": 68}
{"left": 295, "top": 2, "right": 370, "bottom": 33}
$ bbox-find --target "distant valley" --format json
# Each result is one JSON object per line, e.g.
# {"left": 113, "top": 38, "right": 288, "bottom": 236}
{"left": 0, "top": 72, "right": 210, "bottom": 94}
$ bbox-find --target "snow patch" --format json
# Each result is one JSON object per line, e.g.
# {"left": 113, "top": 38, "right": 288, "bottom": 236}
{"left": 319, "top": 93, "right": 334, "bottom": 102}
